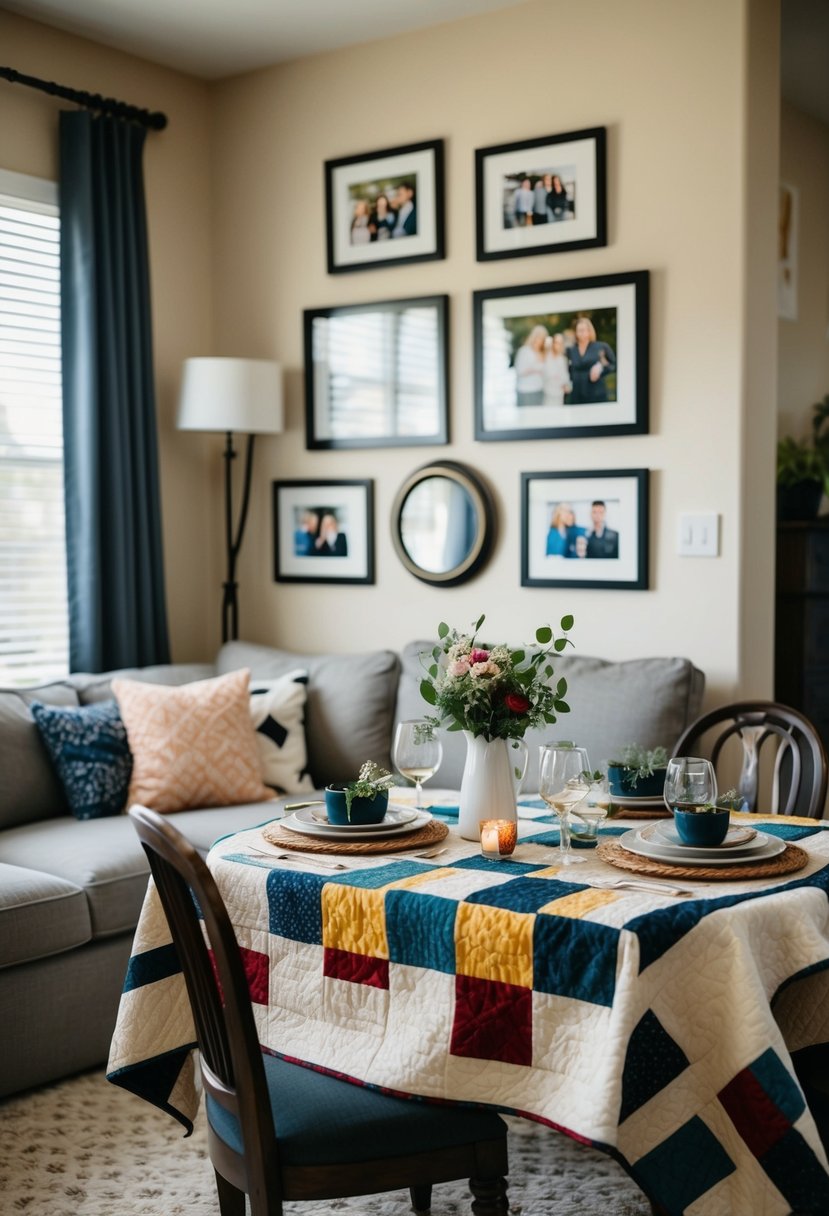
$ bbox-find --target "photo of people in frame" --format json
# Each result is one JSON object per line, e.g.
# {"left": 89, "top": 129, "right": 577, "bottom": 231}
{"left": 507, "top": 307, "right": 617, "bottom": 408}
{"left": 502, "top": 165, "right": 576, "bottom": 229}
{"left": 545, "top": 497, "right": 620, "bottom": 561}
{"left": 293, "top": 506, "right": 349, "bottom": 557}
{"left": 347, "top": 175, "right": 418, "bottom": 246}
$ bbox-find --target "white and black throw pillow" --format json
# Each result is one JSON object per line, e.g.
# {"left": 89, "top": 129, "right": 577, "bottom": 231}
{"left": 249, "top": 670, "right": 314, "bottom": 794}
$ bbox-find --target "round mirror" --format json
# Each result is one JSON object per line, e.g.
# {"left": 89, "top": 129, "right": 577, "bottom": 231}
{"left": 392, "top": 461, "right": 495, "bottom": 585}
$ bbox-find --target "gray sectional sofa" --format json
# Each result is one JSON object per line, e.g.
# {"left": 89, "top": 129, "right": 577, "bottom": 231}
{"left": 0, "top": 640, "right": 703, "bottom": 1099}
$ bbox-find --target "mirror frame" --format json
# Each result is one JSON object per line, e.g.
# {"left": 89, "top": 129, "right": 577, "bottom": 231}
{"left": 391, "top": 460, "right": 495, "bottom": 586}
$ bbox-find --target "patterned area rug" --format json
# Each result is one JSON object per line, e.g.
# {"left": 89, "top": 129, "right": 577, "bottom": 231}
{"left": 0, "top": 1069, "right": 651, "bottom": 1216}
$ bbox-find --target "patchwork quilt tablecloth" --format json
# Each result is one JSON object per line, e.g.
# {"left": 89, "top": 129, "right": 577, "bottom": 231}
{"left": 107, "top": 806, "right": 829, "bottom": 1215}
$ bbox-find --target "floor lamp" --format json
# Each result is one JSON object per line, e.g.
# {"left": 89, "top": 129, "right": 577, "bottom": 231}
{"left": 177, "top": 358, "right": 283, "bottom": 643}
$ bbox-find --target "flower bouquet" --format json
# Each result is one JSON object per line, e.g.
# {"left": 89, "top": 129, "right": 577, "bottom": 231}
{"left": 419, "top": 614, "right": 575, "bottom": 839}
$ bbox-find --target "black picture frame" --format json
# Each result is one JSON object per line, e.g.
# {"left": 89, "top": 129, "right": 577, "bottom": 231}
{"left": 304, "top": 294, "right": 449, "bottom": 450}
{"left": 475, "top": 127, "right": 606, "bottom": 262}
{"left": 474, "top": 271, "right": 649, "bottom": 442}
{"left": 273, "top": 479, "right": 375, "bottom": 585}
{"left": 325, "top": 139, "right": 445, "bottom": 274}
{"left": 520, "top": 468, "right": 649, "bottom": 590}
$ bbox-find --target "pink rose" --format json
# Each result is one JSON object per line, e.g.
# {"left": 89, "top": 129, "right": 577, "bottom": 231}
{"left": 448, "top": 658, "right": 470, "bottom": 677}
{"left": 470, "top": 648, "right": 489, "bottom": 664}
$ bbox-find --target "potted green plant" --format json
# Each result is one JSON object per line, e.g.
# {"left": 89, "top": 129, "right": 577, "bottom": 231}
{"left": 607, "top": 744, "right": 668, "bottom": 798}
{"left": 777, "top": 395, "right": 829, "bottom": 521}
{"left": 325, "top": 761, "right": 395, "bottom": 826}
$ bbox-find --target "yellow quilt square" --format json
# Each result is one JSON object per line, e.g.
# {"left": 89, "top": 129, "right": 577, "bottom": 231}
{"left": 539, "top": 888, "right": 620, "bottom": 918}
{"left": 455, "top": 901, "right": 534, "bottom": 988}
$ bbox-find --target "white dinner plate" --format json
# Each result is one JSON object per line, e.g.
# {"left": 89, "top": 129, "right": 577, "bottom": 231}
{"left": 618, "top": 827, "right": 786, "bottom": 867}
{"left": 307, "top": 804, "right": 420, "bottom": 831}
{"left": 649, "top": 821, "right": 761, "bottom": 853}
{"left": 608, "top": 793, "right": 667, "bottom": 808}
{"left": 281, "top": 808, "right": 432, "bottom": 841}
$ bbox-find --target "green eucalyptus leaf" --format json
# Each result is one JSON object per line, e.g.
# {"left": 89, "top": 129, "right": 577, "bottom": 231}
{"left": 428, "top": 664, "right": 438, "bottom": 678}
{"left": 511, "top": 650, "right": 525, "bottom": 665}
{"left": 554, "top": 699, "right": 570, "bottom": 713}
{"left": 475, "top": 613, "right": 486, "bottom": 630}
{"left": 438, "top": 622, "right": 449, "bottom": 639}
{"left": 560, "top": 614, "right": 574, "bottom": 631}
{"left": 553, "top": 638, "right": 567, "bottom": 652}
{"left": 420, "top": 680, "right": 437, "bottom": 705}
{"left": 536, "top": 626, "right": 553, "bottom": 644}
{"left": 556, "top": 677, "right": 567, "bottom": 696}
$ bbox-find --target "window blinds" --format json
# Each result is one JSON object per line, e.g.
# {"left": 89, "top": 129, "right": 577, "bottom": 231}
{"left": 0, "top": 177, "right": 68, "bottom": 686}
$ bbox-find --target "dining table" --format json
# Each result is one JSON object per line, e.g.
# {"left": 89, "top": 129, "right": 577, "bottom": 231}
{"left": 107, "top": 795, "right": 829, "bottom": 1216}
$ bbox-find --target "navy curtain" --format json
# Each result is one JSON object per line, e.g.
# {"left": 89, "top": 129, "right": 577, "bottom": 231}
{"left": 59, "top": 110, "right": 170, "bottom": 672}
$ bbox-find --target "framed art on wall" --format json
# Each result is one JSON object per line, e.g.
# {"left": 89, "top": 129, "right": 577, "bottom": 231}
{"left": 474, "top": 271, "right": 649, "bottom": 442}
{"left": 521, "top": 468, "right": 649, "bottom": 590}
{"left": 475, "top": 127, "right": 606, "bottom": 261}
{"left": 304, "top": 294, "right": 449, "bottom": 449}
{"left": 325, "top": 139, "right": 445, "bottom": 274}
{"left": 273, "top": 480, "right": 374, "bottom": 584}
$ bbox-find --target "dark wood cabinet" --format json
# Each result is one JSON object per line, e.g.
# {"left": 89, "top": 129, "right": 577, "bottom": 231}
{"left": 776, "top": 520, "right": 829, "bottom": 750}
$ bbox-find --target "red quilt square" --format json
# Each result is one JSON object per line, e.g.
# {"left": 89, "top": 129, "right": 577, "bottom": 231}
{"left": 208, "top": 946, "right": 269, "bottom": 1006}
{"left": 718, "top": 1068, "right": 791, "bottom": 1157}
{"left": 451, "top": 973, "right": 532, "bottom": 1065}
{"left": 323, "top": 946, "right": 390, "bottom": 989}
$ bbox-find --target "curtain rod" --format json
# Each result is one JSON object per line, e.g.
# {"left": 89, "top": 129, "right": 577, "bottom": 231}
{"left": 0, "top": 65, "right": 168, "bottom": 130}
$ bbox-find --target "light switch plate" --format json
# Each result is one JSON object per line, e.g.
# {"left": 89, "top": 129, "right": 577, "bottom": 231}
{"left": 677, "top": 513, "right": 720, "bottom": 557}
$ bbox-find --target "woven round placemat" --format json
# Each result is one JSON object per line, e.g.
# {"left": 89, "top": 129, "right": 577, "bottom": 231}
{"left": 262, "top": 818, "right": 450, "bottom": 855}
{"left": 596, "top": 839, "right": 809, "bottom": 881}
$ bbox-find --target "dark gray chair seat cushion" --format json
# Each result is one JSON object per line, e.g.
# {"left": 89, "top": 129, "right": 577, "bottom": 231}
{"left": 207, "top": 1050, "right": 506, "bottom": 1165}
{"left": 396, "top": 644, "right": 705, "bottom": 790}
{"left": 0, "top": 862, "right": 90, "bottom": 967}
{"left": 0, "top": 817, "right": 149, "bottom": 938}
{"left": 216, "top": 642, "right": 400, "bottom": 786}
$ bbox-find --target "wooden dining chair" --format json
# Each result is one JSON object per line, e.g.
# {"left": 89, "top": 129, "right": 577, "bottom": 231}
{"left": 673, "top": 700, "right": 828, "bottom": 819}
{"left": 129, "top": 806, "right": 509, "bottom": 1216}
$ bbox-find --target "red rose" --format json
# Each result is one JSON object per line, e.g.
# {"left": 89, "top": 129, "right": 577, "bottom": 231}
{"left": 470, "top": 648, "right": 490, "bottom": 664}
{"left": 504, "top": 692, "right": 530, "bottom": 713}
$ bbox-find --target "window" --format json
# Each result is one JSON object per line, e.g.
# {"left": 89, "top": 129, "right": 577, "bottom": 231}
{"left": 0, "top": 169, "right": 68, "bottom": 686}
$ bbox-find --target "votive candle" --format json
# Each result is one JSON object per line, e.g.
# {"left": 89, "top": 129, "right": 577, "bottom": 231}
{"left": 479, "top": 818, "right": 518, "bottom": 858}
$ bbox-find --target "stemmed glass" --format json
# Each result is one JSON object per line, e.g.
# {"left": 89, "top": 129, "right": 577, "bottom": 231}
{"left": 392, "top": 720, "right": 443, "bottom": 810}
{"left": 663, "top": 756, "right": 718, "bottom": 812}
{"left": 539, "top": 744, "right": 591, "bottom": 866}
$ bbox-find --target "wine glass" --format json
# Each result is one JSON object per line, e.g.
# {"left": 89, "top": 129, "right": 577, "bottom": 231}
{"left": 392, "top": 720, "right": 443, "bottom": 810}
{"left": 538, "top": 743, "right": 591, "bottom": 865}
{"left": 663, "top": 756, "right": 717, "bottom": 812}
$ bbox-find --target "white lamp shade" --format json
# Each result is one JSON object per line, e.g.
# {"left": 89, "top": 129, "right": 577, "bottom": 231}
{"left": 177, "top": 357, "right": 284, "bottom": 435}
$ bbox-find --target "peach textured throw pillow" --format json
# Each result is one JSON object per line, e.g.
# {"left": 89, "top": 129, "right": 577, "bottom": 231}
{"left": 112, "top": 668, "right": 273, "bottom": 813}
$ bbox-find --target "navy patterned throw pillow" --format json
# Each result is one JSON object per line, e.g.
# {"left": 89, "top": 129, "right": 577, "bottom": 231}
{"left": 30, "top": 699, "right": 133, "bottom": 820}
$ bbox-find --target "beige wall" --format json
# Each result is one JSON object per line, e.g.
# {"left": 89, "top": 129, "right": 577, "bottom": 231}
{"left": 0, "top": 11, "right": 217, "bottom": 662}
{"left": 211, "top": 0, "right": 778, "bottom": 704}
{"left": 778, "top": 100, "right": 829, "bottom": 440}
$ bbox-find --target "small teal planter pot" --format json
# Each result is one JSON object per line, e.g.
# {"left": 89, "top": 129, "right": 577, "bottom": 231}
{"left": 607, "top": 765, "right": 666, "bottom": 799}
{"left": 324, "top": 785, "right": 389, "bottom": 826}
{"left": 673, "top": 807, "right": 730, "bottom": 847}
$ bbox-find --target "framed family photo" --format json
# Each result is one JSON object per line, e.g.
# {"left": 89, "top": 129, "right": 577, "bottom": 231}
{"left": 325, "top": 139, "right": 445, "bottom": 274}
{"left": 474, "top": 271, "right": 649, "bottom": 442}
{"left": 273, "top": 480, "right": 374, "bottom": 584}
{"left": 475, "top": 127, "right": 606, "bottom": 261}
{"left": 521, "top": 468, "right": 649, "bottom": 590}
{"left": 304, "top": 295, "right": 449, "bottom": 450}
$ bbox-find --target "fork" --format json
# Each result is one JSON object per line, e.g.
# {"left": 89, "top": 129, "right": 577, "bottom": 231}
{"left": 591, "top": 877, "right": 694, "bottom": 897}
{"left": 385, "top": 847, "right": 449, "bottom": 861}
{"left": 243, "top": 846, "right": 348, "bottom": 871}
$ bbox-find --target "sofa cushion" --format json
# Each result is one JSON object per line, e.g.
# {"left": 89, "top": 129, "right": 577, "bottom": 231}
{"left": 113, "top": 669, "right": 273, "bottom": 814}
{"left": 167, "top": 802, "right": 289, "bottom": 855}
{"left": 0, "top": 817, "right": 150, "bottom": 938}
{"left": 0, "top": 684, "right": 79, "bottom": 830}
{"left": 30, "top": 699, "right": 133, "bottom": 820}
{"left": 72, "top": 663, "right": 217, "bottom": 704}
{"left": 250, "top": 671, "right": 314, "bottom": 794}
{"left": 396, "top": 644, "right": 705, "bottom": 791}
{"left": 0, "top": 862, "right": 90, "bottom": 968}
{"left": 217, "top": 642, "right": 401, "bottom": 786}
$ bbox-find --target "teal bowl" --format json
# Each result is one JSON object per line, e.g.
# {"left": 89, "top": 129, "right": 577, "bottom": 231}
{"left": 607, "top": 765, "right": 666, "bottom": 799}
{"left": 673, "top": 807, "right": 730, "bottom": 847}
{"left": 324, "top": 785, "right": 389, "bottom": 826}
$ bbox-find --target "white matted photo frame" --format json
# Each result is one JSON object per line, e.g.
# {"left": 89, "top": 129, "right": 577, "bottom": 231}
{"left": 304, "top": 295, "right": 449, "bottom": 450}
{"left": 325, "top": 140, "right": 445, "bottom": 274}
{"left": 273, "top": 480, "right": 374, "bottom": 584}
{"left": 521, "top": 469, "right": 649, "bottom": 590}
{"left": 475, "top": 127, "right": 606, "bottom": 261}
{"left": 474, "top": 271, "right": 649, "bottom": 442}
